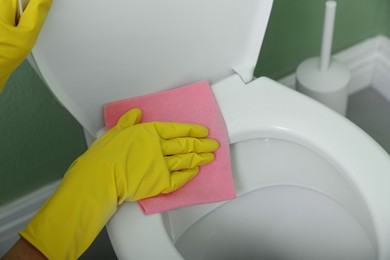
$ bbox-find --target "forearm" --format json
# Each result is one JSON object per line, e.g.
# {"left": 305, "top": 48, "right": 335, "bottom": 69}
{"left": 2, "top": 238, "right": 46, "bottom": 260}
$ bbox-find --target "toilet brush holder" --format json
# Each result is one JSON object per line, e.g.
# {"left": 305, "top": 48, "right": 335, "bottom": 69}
{"left": 296, "top": 0, "right": 351, "bottom": 116}
{"left": 296, "top": 57, "right": 350, "bottom": 115}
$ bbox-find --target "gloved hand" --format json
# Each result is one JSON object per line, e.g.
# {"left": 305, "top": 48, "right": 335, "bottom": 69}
{"left": 0, "top": 0, "right": 52, "bottom": 91}
{"left": 20, "top": 108, "right": 219, "bottom": 259}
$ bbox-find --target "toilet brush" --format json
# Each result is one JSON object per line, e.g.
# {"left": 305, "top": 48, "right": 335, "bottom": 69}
{"left": 296, "top": 0, "right": 350, "bottom": 115}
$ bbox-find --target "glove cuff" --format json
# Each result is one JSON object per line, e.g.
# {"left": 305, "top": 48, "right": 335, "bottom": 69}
{"left": 19, "top": 162, "right": 118, "bottom": 259}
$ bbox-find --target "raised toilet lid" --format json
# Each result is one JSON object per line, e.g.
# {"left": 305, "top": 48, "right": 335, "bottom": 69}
{"left": 30, "top": 0, "right": 273, "bottom": 136}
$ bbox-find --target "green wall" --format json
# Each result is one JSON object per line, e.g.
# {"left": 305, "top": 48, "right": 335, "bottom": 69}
{"left": 378, "top": 0, "right": 390, "bottom": 35}
{"left": 0, "top": 62, "right": 87, "bottom": 205}
{"left": 256, "top": 0, "right": 386, "bottom": 79}
{"left": 0, "top": 0, "right": 388, "bottom": 205}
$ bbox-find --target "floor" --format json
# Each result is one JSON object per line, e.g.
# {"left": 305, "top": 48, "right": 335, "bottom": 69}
{"left": 347, "top": 86, "right": 390, "bottom": 154}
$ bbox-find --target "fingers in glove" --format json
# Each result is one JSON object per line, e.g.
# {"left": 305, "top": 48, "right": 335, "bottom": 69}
{"left": 0, "top": 0, "right": 17, "bottom": 25}
{"left": 161, "top": 167, "right": 199, "bottom": 194}
{"left": 162, "top": 137, "right": 219, "bottom": 155}
{"left": 166, "top": 152, "right": 215, "bottom": 172}
{"left": 18, "top": 0, "right": 52, "bottom": 31}
{"left": 154, "top": 122, "right": 209, "bottom": 139}
{"left": 116, "top": 108, "right": 142, "bottom": 129}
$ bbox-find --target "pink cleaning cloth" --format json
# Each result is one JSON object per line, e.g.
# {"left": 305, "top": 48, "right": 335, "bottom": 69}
{"left": 104, "top": 81, "right": 236, "bottom": 214}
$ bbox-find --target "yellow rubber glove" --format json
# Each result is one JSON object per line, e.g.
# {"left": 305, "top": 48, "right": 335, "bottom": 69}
{"left": 20, "top": 108, "right": 219, "bottom": 259}
{"left": 0, "top": 0, "right": 52, "bottom": 91}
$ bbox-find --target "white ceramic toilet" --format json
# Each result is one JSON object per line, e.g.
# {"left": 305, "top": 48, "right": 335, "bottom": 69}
{"left": 28, "top": 0, "right": 390, "bottom": 259}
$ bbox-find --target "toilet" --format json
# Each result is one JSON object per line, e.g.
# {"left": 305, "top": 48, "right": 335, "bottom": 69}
{"left": 28, "top": 0, "right": 390, "bottom": 259}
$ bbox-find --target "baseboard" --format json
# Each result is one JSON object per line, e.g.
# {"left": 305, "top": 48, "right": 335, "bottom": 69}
{"left": 278, "top": 35, "right": 389, "bottom": 95}
{"left": 0, "top": 181, "right": 60, "bottom": 256}
{"left": 372, "top": 36, "right": 390, "bottom": 102}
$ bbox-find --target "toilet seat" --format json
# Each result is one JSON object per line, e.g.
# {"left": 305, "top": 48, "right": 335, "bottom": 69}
{"left": 106, "top": 75, "right": 390, "bottom": 259}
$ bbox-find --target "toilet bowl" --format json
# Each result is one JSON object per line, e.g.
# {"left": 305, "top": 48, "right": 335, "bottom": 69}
{"left": 27, "top": 0, "right": 390, "bottom": 259}
{"left": 106, "top": 75, "right": 390, "bottom": 260}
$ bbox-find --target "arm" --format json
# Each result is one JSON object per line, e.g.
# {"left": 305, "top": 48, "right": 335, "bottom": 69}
{"left": 4, "top": 109, "right": 218, "bottom": 259}
{"left": 2, "top": 238, "right": 46, "bottom": 260}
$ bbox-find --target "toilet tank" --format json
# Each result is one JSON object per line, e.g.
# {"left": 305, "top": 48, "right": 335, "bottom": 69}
{"left": 30, "top": 0, "right": 273, "bottom": 136}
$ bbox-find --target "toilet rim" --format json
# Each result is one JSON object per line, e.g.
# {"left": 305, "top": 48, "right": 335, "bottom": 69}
{"left": 107, "top": 76, "right": 390, "bottom": 260}
{"left": 217, "top": 76, "right": 390, "bottom": 259}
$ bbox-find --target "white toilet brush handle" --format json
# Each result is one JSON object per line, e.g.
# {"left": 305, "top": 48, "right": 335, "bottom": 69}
{"left": 320, "top": 1, "right": 337, "bottom": 72}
